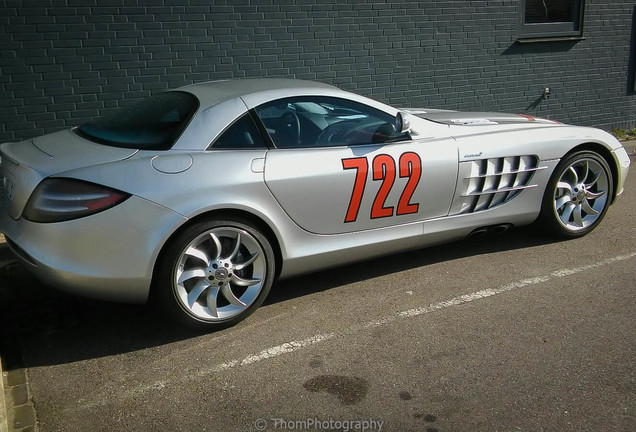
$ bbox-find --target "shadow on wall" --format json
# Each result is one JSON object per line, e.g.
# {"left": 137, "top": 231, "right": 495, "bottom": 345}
{"left": 525, "top": 95, "right": 544, "bottom": 112}
{"left": 500, "top": 40, "right": 579, "bottom": 56}
{"left": 501, "top": 39, "right": 579, "bottom": 113}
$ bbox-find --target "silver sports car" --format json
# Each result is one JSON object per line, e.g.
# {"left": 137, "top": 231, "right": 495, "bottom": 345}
{"left": 0, "top": 79, "right": 630, "bottom": 328}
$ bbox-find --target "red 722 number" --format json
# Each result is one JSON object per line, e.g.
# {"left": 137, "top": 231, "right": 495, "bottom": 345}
{"left": 342, "top": 152, "right": 421, "bottom": 223}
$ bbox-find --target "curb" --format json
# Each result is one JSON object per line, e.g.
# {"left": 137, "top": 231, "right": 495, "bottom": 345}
{"left": 0, "top": 234, "right": 8, "bottom": 432}
{"left": 0, "top": 236, "right": 38, "bottom": 432}
{"left": 0, "top": 367, "right": 7, "bottom": 432}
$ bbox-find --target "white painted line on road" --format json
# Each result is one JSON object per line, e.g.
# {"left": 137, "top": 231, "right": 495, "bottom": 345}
{"left": 80, "top": 251, "right": 636, "bottom": 409}
{"left": 240, "top": 333, "right": 336, "bottom": 366}
{"left": 197, "top": 332, "right": 336, "bottom": 377}
{"left": 195, "top": 251, "right": 636, "bottom": 377}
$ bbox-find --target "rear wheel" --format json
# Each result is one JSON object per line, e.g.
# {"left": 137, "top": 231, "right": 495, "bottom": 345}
{"left": 540, "top": 150, "right": 613, "bottom": 238}
{"left": 156, "top": 218, "right": 275, "bottom": 329}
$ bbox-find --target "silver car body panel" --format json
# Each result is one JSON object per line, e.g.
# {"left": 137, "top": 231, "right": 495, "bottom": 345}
{"left": 0, "top": 79, "right": 630, "bottom": 303}
{"left": 263, "top": 137, "right": 458, "bottom": 234}
{"left": 0, "top": 195, "right": 185, "bottom": 303}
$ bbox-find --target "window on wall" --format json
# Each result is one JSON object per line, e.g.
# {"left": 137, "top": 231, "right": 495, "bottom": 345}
{"left": 519, "top": 0, "right": 585, "bottom": 40}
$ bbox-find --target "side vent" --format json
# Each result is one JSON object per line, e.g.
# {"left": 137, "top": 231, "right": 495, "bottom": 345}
{"left": 456, "top": 155, "right": 546, "bottom": 214}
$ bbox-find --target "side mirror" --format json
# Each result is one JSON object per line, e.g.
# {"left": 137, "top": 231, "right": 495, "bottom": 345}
{"left": 396, "top": 112, "right": 411, "bottom": 133}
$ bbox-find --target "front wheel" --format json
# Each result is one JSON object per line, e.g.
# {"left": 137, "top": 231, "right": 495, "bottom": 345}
{"left": 155, "top": 218, "right": 275, "bottom": 329}
{"left": 540, "top": 150, "right": 613, "bottom": 238}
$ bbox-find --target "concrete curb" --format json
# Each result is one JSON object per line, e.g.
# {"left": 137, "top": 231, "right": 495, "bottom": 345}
{"left": 0, "top": 369, "right": 7, "bottom": 432}
{"left": 0, "top": 234, "right": 8, "bottom": 432}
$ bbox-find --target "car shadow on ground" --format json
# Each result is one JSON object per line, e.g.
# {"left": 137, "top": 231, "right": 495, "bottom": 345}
{"left": 0, "top": 225, "right": 559, "bottom": 369}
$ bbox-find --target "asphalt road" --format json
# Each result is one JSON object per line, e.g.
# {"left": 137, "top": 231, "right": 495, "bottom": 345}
{"left": 1, "top": 159, "right": 635, "bottom": 432}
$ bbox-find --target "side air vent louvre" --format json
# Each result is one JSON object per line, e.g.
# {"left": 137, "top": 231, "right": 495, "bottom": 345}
{"left": 457, "top": 155, "right": 546, "bottom": 214}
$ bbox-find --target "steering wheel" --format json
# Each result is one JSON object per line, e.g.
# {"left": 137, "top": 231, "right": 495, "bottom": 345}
{"left": 274, "top": 111, "right": 301, "bottom": 148}
{"left": 315, "top": 121, "right": 359, "bottom": 147}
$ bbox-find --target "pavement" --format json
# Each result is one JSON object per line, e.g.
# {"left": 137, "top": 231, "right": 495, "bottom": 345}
{"left": 0, "top": 140, "right": 634, "bottom": 432}
{"left": 620, "top": 139, "right": 636, "bottom": 154}
{"left": 0, "top": 372, "right": 6, "bottom": 432}
{"left": 0, "top": 375, "right": 6, "bottom": 432}
{"left": 1, "top": 233, "right": 9, "bottom": 432}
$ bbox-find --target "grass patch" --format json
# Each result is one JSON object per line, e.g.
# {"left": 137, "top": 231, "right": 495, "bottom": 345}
{"left": 612, "top": 128, "right": 636, "bottom": 141}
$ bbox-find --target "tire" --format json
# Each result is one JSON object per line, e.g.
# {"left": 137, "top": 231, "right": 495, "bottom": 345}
{"left": 155, "top": 218, "right": 275, "bottom": 329}
{"left": 540, "top": 150, "right": 613, "bottom": 238}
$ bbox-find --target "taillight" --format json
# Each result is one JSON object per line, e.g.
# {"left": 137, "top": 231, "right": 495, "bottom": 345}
{"left": 23, "top": 178, "right": 130, "bottom": 223}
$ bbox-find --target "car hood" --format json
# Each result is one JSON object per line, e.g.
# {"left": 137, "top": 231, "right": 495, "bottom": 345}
{"left": 400, "top": 109, "right": 565, "bottom": 141}
{"left": 403, "top": 108, "right": 561, "bottom": 127}
{"left": 0, "top": 129, "right": 137, "bottom": 220}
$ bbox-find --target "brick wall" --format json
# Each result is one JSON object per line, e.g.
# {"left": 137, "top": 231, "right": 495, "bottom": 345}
{"left": 1, "top": 0, "right": 635, "bottom": 142}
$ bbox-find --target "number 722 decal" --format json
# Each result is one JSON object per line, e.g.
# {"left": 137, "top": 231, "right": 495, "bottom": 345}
{"left": 342, "top": 152, "right": 422, "bottom": 223}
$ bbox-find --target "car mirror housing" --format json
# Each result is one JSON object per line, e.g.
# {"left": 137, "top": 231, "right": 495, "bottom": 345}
{"left": 396, "top": 111, "right": 411, "bottom": 134}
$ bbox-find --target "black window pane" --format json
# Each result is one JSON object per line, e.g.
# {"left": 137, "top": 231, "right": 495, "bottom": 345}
{"left": 76, "top": 91, "right": 198, "bottom": 150}
{"left": 525, "top": 0, "right": 574, "bottom": 24}
{"left": 212, "top": 114, "right": 266, "bottom": 149}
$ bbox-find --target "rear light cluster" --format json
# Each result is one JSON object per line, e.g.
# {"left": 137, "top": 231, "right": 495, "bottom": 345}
{"left": 23, "top": 178, "right": 130, "bottom": 223}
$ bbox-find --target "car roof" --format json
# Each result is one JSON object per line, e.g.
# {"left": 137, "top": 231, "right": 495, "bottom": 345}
{"left": 169, "top": 78, "right": 401, "bottom": 151}
{"left": 176, "top": 78, "right": 342, "bottom": 109}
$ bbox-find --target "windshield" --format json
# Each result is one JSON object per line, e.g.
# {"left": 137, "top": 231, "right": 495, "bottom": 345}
{"left": 75, "top": 91, "right": 199, "bottom": 150}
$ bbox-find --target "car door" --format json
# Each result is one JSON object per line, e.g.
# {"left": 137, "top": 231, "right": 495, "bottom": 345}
{"left": 257, "top": 97, "right": 458, "bottom": 235}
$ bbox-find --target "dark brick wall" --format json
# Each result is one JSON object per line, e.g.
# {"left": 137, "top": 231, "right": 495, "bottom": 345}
{"left": 1, "top": 0, "right": 635, "bottom": 142}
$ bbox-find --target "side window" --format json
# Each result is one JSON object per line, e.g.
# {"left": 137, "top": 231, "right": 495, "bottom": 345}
{"left": 209, "top": 113, "right": 266, "bottom": 150}
{"left": 254, "top": 97, "right": 409, "bottom": 149}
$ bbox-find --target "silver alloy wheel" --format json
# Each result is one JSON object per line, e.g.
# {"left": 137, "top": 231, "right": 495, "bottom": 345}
{"left": 173, "top": 227, "right": 266, "bottom": 321}
{"left": 552, "top": 157, "right": 609, "bottom": 232}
